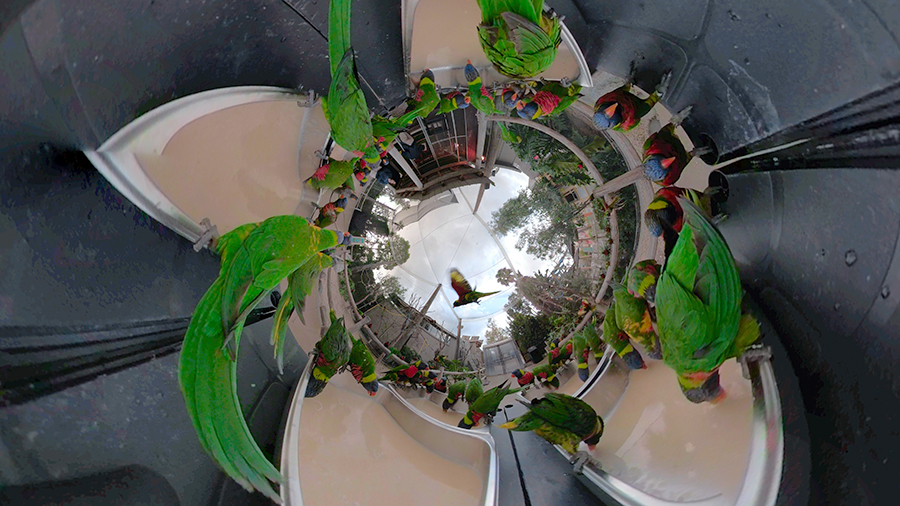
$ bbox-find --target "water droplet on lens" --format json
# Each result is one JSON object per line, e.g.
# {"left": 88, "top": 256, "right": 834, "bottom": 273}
{"left": 834, "top": 303, "right": 841, "bottom": 311}
{"left": 845, "top": 250, "right": 858, "bottom": 266}
{"left": 882, "top": 286, "right": 890, "bottom": 299}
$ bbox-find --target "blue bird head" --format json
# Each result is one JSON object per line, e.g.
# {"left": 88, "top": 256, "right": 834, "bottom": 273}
{"left": 421, "top": 69, "right": 435, "bottom": 83}
{"left": 455, "top": 94, "right": 471, "bottom": 109}
{"left": 622, "top": 349, "right": 646, "bottom": 370}
{"left": 502, "top": 90, "right": 518, "bottom": 108}
{"left": 645, "top": 215, "right": 663, "bottom": 237}
{"left": 577, "top": 366, "right": 590, "bottom": 382}
{"left": 642, "top": 155, "right": 674, "bottom": 183}
{"left": 592, "top": 101, "right": 622, "bottom": 129}
{"left": 516, "top": 101, "right": 539, "bottom": 119}
{"left": 464, "top": 60, "right": 479, "bottom": 84}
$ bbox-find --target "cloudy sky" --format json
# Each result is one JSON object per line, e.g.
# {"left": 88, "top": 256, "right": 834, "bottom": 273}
{"left": 378, "top": 168, "right": 557, "bottom": 339}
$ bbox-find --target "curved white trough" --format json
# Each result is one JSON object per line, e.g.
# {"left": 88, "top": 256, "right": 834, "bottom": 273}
{"left": 280, "top": 367, "right": 499, "bottom": 506}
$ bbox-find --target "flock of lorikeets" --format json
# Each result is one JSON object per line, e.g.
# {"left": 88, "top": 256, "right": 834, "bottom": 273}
{"left": 176, "top": 0, "right": 760, "bottom": 501}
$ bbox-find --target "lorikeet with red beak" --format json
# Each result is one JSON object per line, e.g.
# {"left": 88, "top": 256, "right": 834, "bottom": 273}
{"left": 393, "top": 70, "right": 440, "bottom": 126}
{"left": 592, "top": 84, "right": 660, "bottom": 131}
{"left": 465, "top": 376, "right": 484, "bottom": 405}
{"left": 433, "top": 377, "right": 448, "bottom": 393}
{"left": 439, "top": 91, "right": 471, "bottom": 114}
{"left": 450, "top": 268, "right": 500, "bottom": 307}
{"left": 642, "top": 122, "right": 691, "bottom": 186}
{"left": 306, "top": 310, "right": 352, "bottom": 398}
{"left": 516, "top": 80, "right": 582, "bottom": 119}
{"left": 442, "top": 381, "right": 467, "bottom": 412}
{"left": 532, "top": 363, "right": 560, "bottom": 389}
{"left": 348, "top": 336, "right": 379, "bottom": 396}
{"left": 656, "top": 199, "right": 760, "bottom": 403}
{"left": 499, "top": 393, "right": 604, "bottom": 453}
{"left": 307, "top": 158, "right": 357, "bottom": 192}
{"left": 601, "top": 304, "right": 647, "bottom": 370}
{"left": 512, "top": 368, "right": 535, "bottom": 387}
{"left": 459, "top": 380, "right": 520, "bottom": 429}
{"left": 646, "top": 186, "right": 725, "bottom": 257}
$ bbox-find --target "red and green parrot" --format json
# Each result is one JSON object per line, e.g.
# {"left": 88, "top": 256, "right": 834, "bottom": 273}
{"left": 548, "top": 340, "right": 573, "bottom": 367}
{"left": 581, "top": 320, "right": 605, "bottom": 362}
{"left": 313, "top": 194, "right": 356, "bottom": 229}
{"left": 499, "top": 393, "right": 604, "bottom": 453}
{"left": 627, "top": 259, "right": 660, "bottom": 304}
{"left": 442, "top": 380, "right": 468, "bottom": 411}
{"left": 465, "top": 376, "right": 484, "bottom": 405}
{"left": 515, "top": 81, "right": 582, "bottom": 120}
{"left": 433, "top": 377, "right": 448, "bottom": 393}
{"left": 439, "top": 90, "right": 471, "bottom": 113}
{"left": 592, "top": 84, "right": 660, "bottom": 132}
{"left": 475, "top": 0, "right": 562, "bottom": 79}
{"left": 573, "top": 331, "right": 591, "bottom": 381}
{"left": 348, "top": 336, "right": 379, "bottom": 396}
{"left": 179, "top": 216, "right": 352, "bottom": 501}
{"left": 511, "top": 368, "right": 535, "bottom": 387}
{"left": 642, "top": 122, "right": 691, "bottom": 187}
{"left": 532, "top": 363, "right": 560, "bottom": 389}
{"left": 601, "top": 287, "right": 661, "bottom": 371}
{"left": 393, "top": 70, "right": 440, "bottom": 127}
{"left": 323, "top": 0, "right": 374, "bottom": 156}
{"left": 463, "top": 61, "right": 519, "bottom": 143}
{"left": 645, "top": 186, "right": 724, "bottom": 257}
{"left": 656, "top": 199, "right": 760, "bottom": 403}
{"left": 459, "top": 380, "right": 520, "bottom": 429}
{"left": 450, "top": 268, "right": 500, "bottom": 308}
{"left": 307, "top": 158, "right": 357, "bottom": 192}
{"left": 305, "top": 310, "right": 352, "bottom": 398}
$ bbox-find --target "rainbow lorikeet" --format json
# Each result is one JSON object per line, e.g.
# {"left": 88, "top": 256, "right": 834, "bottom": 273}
{"left": 656, "top": 199, "right": 760, "bottom": 403}
{"left": 533, "top": 363, "right": 560, "bottom": 389}
{"left": 433, "top": 377, "right": 448, "bottom": 393}
{"left": 307, "top": 158, "right": 357, "bottom": 192}
{"left": 439, "top": 90, "right": 471, "bottom": 114}
{"left": 608, "top": 286, "right": 661, "bottom": 361}
{"left": 348, "top": 336, "right": 379, "bottom": 396}
{"left": 515, "top": 80, "right": 582, "bottom": 119}
{"left": 442, "top": 380, "right": 468, "bottom": 412}
{"left": 573, "top": 332, "right": 591, "bottom": 381}
{"left": 270, "top": 252, "right": 334, "bottom": 372}
{"left": 581, "top": 320, "right": 605, "bottom": 362}
{"left": 549, "top": 340, "right": 573, "bottom": 367}
{"left": 459, "top": 380, "right": 520, "bottom": 429}
{"left": 323, "top": 0, "right": 374, "bottom": 155}
{"left": 313, "top": 194, "right": 356, "bottom": 229}
{"left": 378, "top": 361, "right": 424, "bottom": 383}
{"left": 465, "top": 376, "right": 484, "bottom": 404}
{"left": 463, "top": 61, "right": 519, "bottom": 143}
{"left": 592, "top": 85, "right": 660, "bottom": 132}
{"left": 475, "top": 0, "right": 562, "bottom": 79}
{"left": 450, "top": 268, "right": 500, "bottom": 307}
{"left": 645, "top": 186, "right": 724, "bottom": 257}
{"left": 642, "top": 122, "right": 691, "bottom": 186}
{"left": 179, "top": 217, "right": 352, "bottom": 501}
{"left": 500, "top": 393, "right": 604, "bottom": 453}
{"left": 393, "top": 70, "right": 440, "bottom": 127}
{"left": 511, "top": 368, "right": 535, "bottom": 387}
{"left": 305, "top": 310, "right": 352, "bottom": 398}
{"left": 627, "top": 260, "right": 661, "bottom": 304}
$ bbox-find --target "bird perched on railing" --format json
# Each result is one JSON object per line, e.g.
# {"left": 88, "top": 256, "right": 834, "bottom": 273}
{"left": 307, "top": 158, "right": 357, "bottom": 192}
{"left": 656, "top": 199, "right": 760, "bottom": 404}
{"left": 645, "top": 186, "right": 725, "bottom": 257}
{"left": 532, "top": 363, "right": 560, "bottom": 389}
{"left": 573, "top": 332, "right": 591, "bottom": 381}
{"left": 500, "top": 393, "right": 604, "bottom": 453}
{"left": 548, "top": 340, "right": 573, "bottom": 367}
{"left": 306, "top": 310, "right": 352, "bottom": 398}
{"left": 393, "top": 70, "right": 440, "bottom": 127}
{"left": 475, "top": 0, "right": 562, "bottom": 79}
{"left": 465, "top": 376, "right": 484, "bottom": 405}
{"left": 450, "top": 268, "right": 500, "bottom": 307}
{"left": 439, "top": 90, "right": 471, "bottom": 113}
{"left": 592, "top": 73, "right": 670, "bottom": 131}
{"left": 459, "top": 380, "right": 520, "bottom": 429}
{"left": 348, "top": 335, "right": 379, "bottom": 396}
{"left": 515, "top": 80, "right": 582, "bottom": 120}
{"left": 442, "top": 381, "right": 467, "bottom": 412}
{"left": 511, "top": 368, "right": 535, "bottom": 387}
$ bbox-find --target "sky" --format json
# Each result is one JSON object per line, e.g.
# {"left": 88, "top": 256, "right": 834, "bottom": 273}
{"left": 378, "top": 168, "right": 557, "bottom": 339}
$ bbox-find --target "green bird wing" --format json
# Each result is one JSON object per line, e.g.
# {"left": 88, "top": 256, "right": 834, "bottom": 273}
{"left": 289, "top": 252, "right": 333, "bottom": 325}
{"left": 316, "top": 313, "right": 351, "bottom": 375}
{"left": 308, "top": 159, "right": 357, "bottom": 191}
{"left": 324, "top": 49, "right": 374, "bottom": 153}
{"left": 582, "top": 323, "right": 603, "bottom": 354}
{"left": 498, "top": 410, "right": 544, "bottom": 431}
{"left": 466, "top": 377, "right": 484, "bottom": 403}
{"left": 215, "top": 223, "right": 259, "bottom": 275}
{"left": 476, "top": 0, "right": 543, "bottom": 25}
{"left": 348, "top": 336, "right": 377, "bottom": 383}
{"left": 534, "top": 423, "right": 583, "bottom": 454}
{"left": 573, "top": 332, "right": 588, "bottom": 364}
{"left": 328, "top": 0, "right": 352, "bottom": 76}
{"left": 527, "top": 393, "right": 598, "bottom": 439}
{"left": 657, "top": 199, "right": 742, "bottom": 374}
{"left": 470, "top": 382, "right": 518, "bottom": 415}
{"left": 447, "top": 380, "right": 468, "bottom": 399}
{"left": 612, "top": 286, "right": 647, "bottom": 329}
{"left": 270, "top": 289, "right": 294, "bottom": 375}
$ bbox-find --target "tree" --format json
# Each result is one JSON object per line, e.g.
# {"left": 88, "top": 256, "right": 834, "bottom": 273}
{"left": 355, "top": 273, "right": 407, "bottom": 306}
{"left": 484, "top": 319, "right": 509, "bottom": 344}
{"left": 497, "top": 266, "right": 594, "bottom": 319}
{"left": 350, "top": 234, "right": 410, "bottom": 272}
{"left": 490, "top": 178, "right": 589, "bottom": 260}
{"left": 508, "top": 311, "right": 555, "bottom": 356}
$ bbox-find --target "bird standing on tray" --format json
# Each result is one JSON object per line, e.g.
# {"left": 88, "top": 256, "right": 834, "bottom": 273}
{"left": 464, "top": 61, "right": 519, "bottom": 143}
{"left": 450, "top": 268, "right": 500, "bottom": 308}
{"left": 313, "top": 194, "right": 356, "bottom": 228}
{"left": 511, "top": 368, "right": 535, "bottom": 387}
{"left": 443, "top": 381, "right": 468, "bottom": 412}
{"left": 307, "top": 158, "right": 357, "bottom": 192}
{"left": 305, "top": 310, "right": 352, "bottom": 398}
{"left": 573, "top": 331, "right": 591, "bottom": 381}
{"left": 500, "top": 393, "right": 604, "bottom": 453}
{"left": 592, "top": 73, "right": 670, "bottom": 131}
{"left": 532, "top": 363, "right": 560, "bottom": 389}
{"left": 348, "top": 335, "right": 379, "bottom": 396}
{"left": 656, "top": 199, "right": 760, "bottom": 403}
{"left": 548, "top": 340, "right": 573, "bottom": 367}
{"left": 515, "top": 80, "right": 582, "bottom": 120}
{"left": 459, "top": 380, "right": 520, "bottom": 429}
{"left": 439, "top": 90, "right": 471, "bottom": 113}
{"left": 465, "top": 376, "right": 484, "bottom": 405}
{"left": 475, "top": 0, "right": 562, "bottom": 79}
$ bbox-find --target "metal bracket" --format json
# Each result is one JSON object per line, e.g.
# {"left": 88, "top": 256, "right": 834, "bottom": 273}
{"left": 192, "top": 218, "right": 218, "bottom": 252}
{"left": 738, "top": 343, "right": 773, "bottom": 380}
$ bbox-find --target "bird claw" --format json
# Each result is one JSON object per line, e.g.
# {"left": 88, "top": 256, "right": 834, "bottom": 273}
{"left": 738, "top": 344, "right": 773, "bottom": 380}
{"left": 571, "top": 451, "right": 593, "bottom": 475}
{"left": 193, "top": 218, "right": 219, "bottom": 252}
{"left": 559, "top": 77, "right": 572, "bottom": 88}
{"left": 657, "top": 71, "right": 673, "bottom": 98}
{"left": 314, "top": 149, "right": 330, "bottom": 161}
{"left": 298, "top": 91, "right": 319, "bottom": 108}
